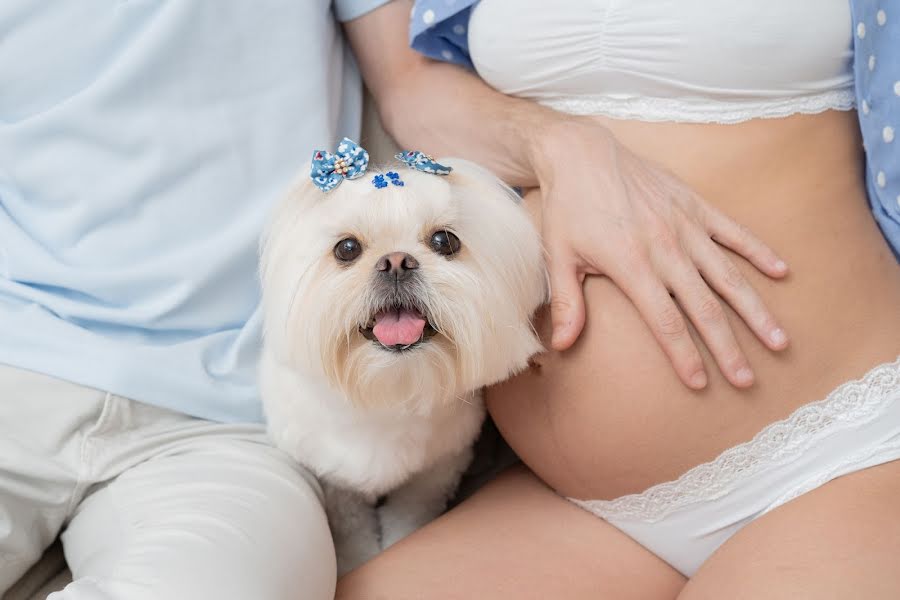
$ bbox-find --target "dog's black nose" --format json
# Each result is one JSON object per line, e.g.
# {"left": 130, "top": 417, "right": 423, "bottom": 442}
{"left": 376, "top": 252, "right": 419, "bottom": 280}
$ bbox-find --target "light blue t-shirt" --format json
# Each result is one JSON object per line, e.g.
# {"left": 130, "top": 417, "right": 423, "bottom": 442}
{"left": 0, "top": 0, "right": 389, "bottom": 423}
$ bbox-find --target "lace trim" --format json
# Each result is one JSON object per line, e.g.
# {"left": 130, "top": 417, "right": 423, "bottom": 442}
{"left": 570, "top": 357, "right": 900, "bottom": 523}
{"left": 540, "top": 89, "right": 856, "bottom": 124}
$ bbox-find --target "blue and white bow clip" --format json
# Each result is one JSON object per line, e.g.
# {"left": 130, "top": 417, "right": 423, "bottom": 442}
{"left": 395, "top": 150, "right": 452, "bottom": 175}
{"left": 310, "top": 138, "right": 370, "bottom": 192}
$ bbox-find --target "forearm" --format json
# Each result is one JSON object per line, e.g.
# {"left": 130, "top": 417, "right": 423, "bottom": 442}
{"left": 375, "top": 61, "right": 563, "bottom": 187}
{"left": 344, "top": 1, "right": 602, "bottom": 187}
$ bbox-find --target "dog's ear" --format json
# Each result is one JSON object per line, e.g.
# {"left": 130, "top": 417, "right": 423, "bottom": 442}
{"left": 283, "top": 161, "right": 329, "bottom": 210}
{"left": 258, "top": 161, "right": 322, "bottom": 278}
{"left": 260, "top": 160, "right": 333, "bottom": 251}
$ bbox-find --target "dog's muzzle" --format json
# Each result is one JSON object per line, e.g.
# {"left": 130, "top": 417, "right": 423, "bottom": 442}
{"left": 361, "top": 264, "right": 438, "bottom": 351}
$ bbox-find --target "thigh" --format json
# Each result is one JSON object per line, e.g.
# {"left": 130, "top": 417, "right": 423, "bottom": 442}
{"left": 0, "top": 366, "right": 105, "bottom": 593}
{"left": 55, "top": 437, "right": 336, "bottom": 600}
{"left": 336, "top": 465, "right": 686, "bottom": 600}
{"left": 680, "top": 460, "right": 900, "bottom": 600}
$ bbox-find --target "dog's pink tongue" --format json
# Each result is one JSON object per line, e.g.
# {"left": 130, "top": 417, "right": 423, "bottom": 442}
{"left": 372, "top": 308, "right": 426, "bottom": 347}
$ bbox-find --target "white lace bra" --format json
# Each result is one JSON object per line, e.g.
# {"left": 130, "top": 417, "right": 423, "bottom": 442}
{"left": 468, "top": 0, "right": 856, "bottom": 124}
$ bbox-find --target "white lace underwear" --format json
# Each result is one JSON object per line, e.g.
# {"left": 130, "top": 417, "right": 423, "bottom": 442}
{"left": 569, "top": 357, "right": 900, "bottom": 576}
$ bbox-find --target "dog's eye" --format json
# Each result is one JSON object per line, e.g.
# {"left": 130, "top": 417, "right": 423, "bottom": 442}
{"left": 429, "top": 230, "right": 461, "bottom": 257}
{"left": 334, "top": 237, "right": 363, "bottom": 262}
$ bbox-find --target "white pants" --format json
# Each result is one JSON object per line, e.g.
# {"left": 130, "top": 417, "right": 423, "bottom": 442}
{"left": 0, "top": 365, "right": 336, "bottom": 600}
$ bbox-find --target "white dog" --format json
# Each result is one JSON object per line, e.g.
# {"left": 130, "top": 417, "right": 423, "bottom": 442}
{"left": 259, "top": 142, "right": 545, "bottom": 575}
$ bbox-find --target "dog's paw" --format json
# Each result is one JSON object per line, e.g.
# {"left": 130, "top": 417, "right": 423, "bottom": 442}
{"left": 335, "top": 531, "right": 381, "bottom": 576}
{"left": 378, "top": 500, "right": 440, "bottom": 550}
{"left": 323, "top": 483, "right": 382, "bottom": 576}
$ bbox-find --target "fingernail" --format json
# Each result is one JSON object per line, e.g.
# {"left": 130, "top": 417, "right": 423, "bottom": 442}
{"left": 770, "top": 328, "right": 787, "bottom": 347}
{"left": 735, "top": 367, "right": 754, "bottom": 386}
{"left": 551, "top": 331, "right": 563, "bottom": 349}
{"left": 775, "top": 260, "right": 788, "bottom": 272}
{"left": 690, "top": 371, "right": 708, "bottom": 389}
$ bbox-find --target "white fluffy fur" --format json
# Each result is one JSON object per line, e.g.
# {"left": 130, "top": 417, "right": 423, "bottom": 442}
{"left": 259, "top": 158, "right": 546, "bottom": 574}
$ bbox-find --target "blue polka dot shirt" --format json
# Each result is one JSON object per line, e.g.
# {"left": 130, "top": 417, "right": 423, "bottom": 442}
{"left": 852, "top": 0, "right": 900, "bottom": 259}
{"left": 409, "top": 0, "right": 479, "bottom": 69}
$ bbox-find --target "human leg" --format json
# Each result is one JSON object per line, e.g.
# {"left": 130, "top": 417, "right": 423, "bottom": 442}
{"left": 336, "top": 465, "right": 686, "bottom": 600}
{"left": 51, "top": 417, "right": 335, "bottom": 600}
{"left": 679, "top": 460, "right": 900, "bottom": 599}
{"left": 0, "top": 366, "right": 108, "bottom": 594}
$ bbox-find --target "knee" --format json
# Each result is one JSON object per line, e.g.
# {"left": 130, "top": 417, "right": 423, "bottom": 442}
{"left": 59, "top": 444, "right": 338, "bottom": 600}
{"left": 55, "top": 520, "right": 337, "bottom": 600}
{"left": 54, "top": 560, "right": 337, "bottom": 600}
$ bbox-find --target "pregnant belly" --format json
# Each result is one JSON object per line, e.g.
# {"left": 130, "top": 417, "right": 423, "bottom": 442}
{"left": 485, "top": 110, "right": 900, "bottom": 500}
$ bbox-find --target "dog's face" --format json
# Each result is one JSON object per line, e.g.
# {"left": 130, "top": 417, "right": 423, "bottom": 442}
{"left": 261, "top": 159, "right": 546, "bottom": 409}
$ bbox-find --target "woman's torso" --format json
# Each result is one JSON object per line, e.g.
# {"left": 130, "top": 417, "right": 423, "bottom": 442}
{"left": 474, "top": 1, "right": 900, "bottom": 500}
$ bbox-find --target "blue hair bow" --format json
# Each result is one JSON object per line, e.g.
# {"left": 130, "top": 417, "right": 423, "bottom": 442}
{"left": 310, "top": 138, "right": 370, "bottom": 192}
{"left": 395, "top": 150, "right": 452, "bottom": 175}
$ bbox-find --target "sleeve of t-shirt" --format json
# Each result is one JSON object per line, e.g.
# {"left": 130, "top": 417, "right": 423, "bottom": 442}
{"left": 409, "top": 0, "right": 479, "bottom": 69}
{"left": 334, "top": 0, "right": 393, "bottom": 23}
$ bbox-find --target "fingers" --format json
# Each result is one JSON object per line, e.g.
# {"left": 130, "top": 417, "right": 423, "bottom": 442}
{"left": 690, "top": 235, "right": 790, "bottom": 353}
{"left": 702, "top": 203, "right": 789, "bottom": 279}
{"left": 614, "top": 261, "right": 708, "bottom": 389}
{"left": 547, "top": 253, "right": 587, "bottom": 352}
{"left": 660, "top": 253, "right": 756, "bottom": 388}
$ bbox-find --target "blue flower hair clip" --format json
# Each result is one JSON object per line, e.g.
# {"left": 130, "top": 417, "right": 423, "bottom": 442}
{"left": 372, "top": 174, "right": 388, "bottom": 189}
{"left": 386, "top": 171, "right": 404, "bottom": 186}
{"left": 395, "top": 150, "right": 452, "bottom": 175}
{"left": 371, "top": 171, "right": 405, "bottom": 190}
{"left": 310, "top": 137, "right": 370, "bottom": 192}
